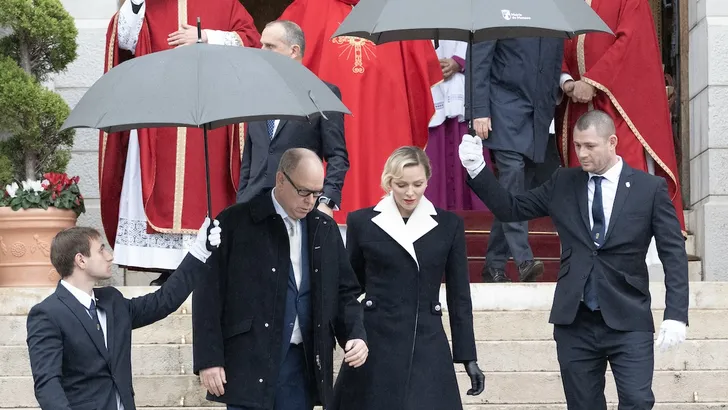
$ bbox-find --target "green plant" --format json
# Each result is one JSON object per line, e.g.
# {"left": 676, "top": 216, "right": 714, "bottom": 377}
{"left": 0, "top": 172, "right": 85, "bottom": 216}
{"left": 0, "top": 0, "right": 78, "bottom": 185}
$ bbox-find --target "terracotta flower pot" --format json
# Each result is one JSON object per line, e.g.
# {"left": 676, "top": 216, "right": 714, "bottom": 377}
{"left": 0, "top": 207, "right": 78, "bottom": 286}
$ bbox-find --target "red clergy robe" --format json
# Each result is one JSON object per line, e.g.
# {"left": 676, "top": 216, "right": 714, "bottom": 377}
{"left": 279, "top": 0, "right": 443, "bottom": 224}
{"left": 99, "top": 0, "right": 261, "bottom": 246}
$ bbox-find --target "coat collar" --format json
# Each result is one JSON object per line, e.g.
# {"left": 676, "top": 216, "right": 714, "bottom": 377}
{"left": 55, "top": 283, "right": 110, "bottom": 362}
{"left": 371, "top": 194, "right": 438, "bottom": 269}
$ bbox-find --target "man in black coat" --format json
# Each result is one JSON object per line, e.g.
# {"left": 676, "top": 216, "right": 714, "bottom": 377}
{"left": 237, "top": 20, "right": 349, "bottom": 218}
{"left": 194, "top": 148, "right": 368, "bottom": 410}
{"left": 26, "top": 219, "right": 220, "bottom": 410}
{"left": 466, "top": 38, "right": 564, "bottom": 282}
{"left": 459, "top": 109, "right": 689, "bottom": 409}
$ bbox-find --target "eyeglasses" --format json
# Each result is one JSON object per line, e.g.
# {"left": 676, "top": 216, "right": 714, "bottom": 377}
{"left": 283, "top": 171, "right": 324, "bottom": 198}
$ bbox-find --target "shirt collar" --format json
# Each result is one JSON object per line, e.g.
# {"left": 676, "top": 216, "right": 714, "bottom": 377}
{"left": 60, "top": 280, "right": 95, "bottom": 310}
{"left": 271, "top": 189, "right": 296, "bottom": 224}
{"left": 589, "top": 156, "right": 623, "bottom": 183}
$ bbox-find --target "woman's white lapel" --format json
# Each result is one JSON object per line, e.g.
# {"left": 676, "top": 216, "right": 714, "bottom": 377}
{"left": 371, "top": 194, "right": 438, "bottom": 269}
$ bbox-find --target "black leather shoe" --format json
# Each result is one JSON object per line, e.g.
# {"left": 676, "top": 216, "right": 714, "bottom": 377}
{"left": 518, "top": 260, "right": 544, "bottom": 282}
{"left": 482, "top": 266, "right": 511, "bottom": 283}
{"left": 149, "top": 271, "right": 172, "bottom": 286}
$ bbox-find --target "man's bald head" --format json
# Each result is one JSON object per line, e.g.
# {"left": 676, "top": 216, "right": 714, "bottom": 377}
{"left": 275, "top": 148, "right": 324, "bottom": 220}
{"left": 574, "top": 109, "right": 616, "bottom": 139}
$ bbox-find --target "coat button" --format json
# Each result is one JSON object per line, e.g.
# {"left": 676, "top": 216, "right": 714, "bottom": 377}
{"left": 592, "top": 251, "right": 598, "bottom": 256}
{"left": 315, "top": 269, "right": 319, "bottom": 272}
{"left": 259, "top": 379, "right": 263, "bottom": 383}
{"left": 435, "top": 305, "right": 441, "bottom": 312}
{"left": 264, "top": 323, "right": 269, "bottom": 327}
{"left": 271, "top": 268, "right": 276, "bottom": 272}
{"left": 365, "top": 300, "right": 373, "bottom": 307}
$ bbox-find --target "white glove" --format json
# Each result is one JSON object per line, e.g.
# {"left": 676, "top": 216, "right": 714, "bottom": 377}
{"left": 655, "top": 319, "right": 686, "bottom": 352}
{"left": 459, "top": 134, "right": 486, "bottom": 178}
{"left": 189, "top": 217, "right": 221, "bottom": 263}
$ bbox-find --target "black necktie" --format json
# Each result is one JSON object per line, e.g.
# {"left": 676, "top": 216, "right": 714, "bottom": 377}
{"left": 584, "top": 175, "right": 604, "bottom": 310}
{"left": 88, "top": 299, "right": 104, "bottom": 335}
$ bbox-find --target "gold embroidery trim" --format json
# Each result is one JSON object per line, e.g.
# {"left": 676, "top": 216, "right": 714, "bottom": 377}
{"left": 101, "top": 13, "right": 120, "bottom": 186}
{"left": 170, "top": 0, "right": 188, "bottom": 232}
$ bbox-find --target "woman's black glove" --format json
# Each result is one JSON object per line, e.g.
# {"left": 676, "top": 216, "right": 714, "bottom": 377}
{"left": 464, "top": 360, "right": 485, "bottom": 395}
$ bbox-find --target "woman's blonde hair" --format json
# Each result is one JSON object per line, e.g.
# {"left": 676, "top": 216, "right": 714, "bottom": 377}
{"left": 380, "top": 146, "right": 432, "bottom": 193}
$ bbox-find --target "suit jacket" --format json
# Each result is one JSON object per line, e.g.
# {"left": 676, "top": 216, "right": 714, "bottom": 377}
{"left": 26, "top": 254, "right": 209, "bottom": 410}
{"left": 466, "top": 38, "right": 564, "bottom": 162}
{"left": 192, "top": 190, "right": 365, "bottom": 409}
{"left": 237, "top": 82, "right": 349, "bottom": 206}
{"left": 467, "top": 163, "right": 689, "bottom": 331}
{"left": 332, "top": 196, "right": 476, "bottom": 410}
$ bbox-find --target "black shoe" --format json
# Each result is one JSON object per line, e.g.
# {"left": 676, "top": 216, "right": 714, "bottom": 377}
{"left": 518, "top": 260, "right": 544, "bottom": 282}
{"left": 149, "top": 271, "right": 172, "bottom": 286}
{"left": 482, "top": 266, "right": 511, "bottom": 283}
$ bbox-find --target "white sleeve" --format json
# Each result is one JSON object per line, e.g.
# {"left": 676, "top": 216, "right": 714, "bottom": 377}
{"left": 204, "top": 29, "right": 245, "bottom": 47}
{"left": 117, "top": 0, "right": 146, "bottom": 54}
{"left": 560, "top": 73, "right": 574, "bottom": 87}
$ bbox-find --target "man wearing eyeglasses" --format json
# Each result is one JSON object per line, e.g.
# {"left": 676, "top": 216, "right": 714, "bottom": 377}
{"left": 236, "top": 20, "right": 349, "bottom": 219}
{"left": 193, "top": 148, "right": 368, "bottom": 410}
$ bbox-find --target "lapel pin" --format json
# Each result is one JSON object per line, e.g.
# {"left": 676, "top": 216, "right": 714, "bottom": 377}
{"left": 625, "top": 182, "right": 630, "bottom": 188}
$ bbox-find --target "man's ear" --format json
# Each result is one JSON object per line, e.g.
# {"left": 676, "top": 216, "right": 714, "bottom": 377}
{"left": 74, "top": 253, "right": 85, "bottom": 270}
{"left": 291, "top": 45, "right": 301, "bottom": 59}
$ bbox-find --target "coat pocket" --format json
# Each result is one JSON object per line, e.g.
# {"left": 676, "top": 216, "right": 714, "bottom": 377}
{"left": 222, "top": 318, "right": 253, "bottom": 339}
{"left": 431, "top": 301, "right": 443, "bottom": 316}
{"left": 623, "top": 274, "right": 650, "bottom": 297}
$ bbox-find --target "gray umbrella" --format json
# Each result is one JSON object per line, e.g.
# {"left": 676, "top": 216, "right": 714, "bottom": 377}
{"left": 61, "top": 34, "right": 350, "bottom": 234}
{"left": 333, "top": 0, "right": 613, "bottom": 43}
{"left": 332, "top": 0, "right": 613, "bottom": 129}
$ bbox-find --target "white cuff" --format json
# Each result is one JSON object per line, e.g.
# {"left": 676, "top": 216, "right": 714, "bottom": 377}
{"left": 204, "top": 29, "right": 244, "bottom": 46}
{"left": 467, "top": 162, "right": 486, "bottom": 179}
{"left": 560, "top": 73, "right": 574, "bottom": 87}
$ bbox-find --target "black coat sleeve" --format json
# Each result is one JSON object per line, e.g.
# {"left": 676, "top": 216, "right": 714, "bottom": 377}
{"left": 192, "top": 211, "right": 230, "bottom": 373}
{"left": 467, "top": 165, "right": 555, "bottom": 222}
{"left": 445, "top": 216, "right": 477, "bottom": 363}
{"left": 467, "top": 40, "right": 496, "bottom": 119}
{"left": 334, "top": 215, "right": 366, "bottom": 347}
{"left": 126, "top": 254, "right": 209, "bottom": 329}
{"left": 652, "top": 178, "right": 689, "bottom": 325}
{"left": 26, "top": 306, "right": 72, "bottom": 410}
{"left": 320, "top": 83, "right": 349, "bottom": 207}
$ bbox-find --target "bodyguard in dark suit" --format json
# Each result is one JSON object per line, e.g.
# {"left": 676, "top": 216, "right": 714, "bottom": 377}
{"left": 459, "top": 110, "right": 689, "bottom": 409}
{"left": 238, "top": 20, "right": 348, "bottom": 217}
{"left": 26, "top": 219, "right": 220, "bottom": 410}
{"left": 193, "top": 148, "right": 368, "bottom": 410}
{"left": 466, "top": 38, "right": 564, "bottom": 282}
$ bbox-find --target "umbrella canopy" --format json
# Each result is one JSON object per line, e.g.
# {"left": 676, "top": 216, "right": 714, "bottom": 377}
{"left": 332, "top": 0, "right": 613, "bottom": 44}
{"left": 61, "top": 43, "right": 350, "bottom": 133}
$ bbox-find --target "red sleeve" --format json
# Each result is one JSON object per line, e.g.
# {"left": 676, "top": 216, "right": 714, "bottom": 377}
{"left": 402, "top": 40, "right": 444, "bottom": 148}
{"left": 581, "top": 0, "right": 639, "bottom": 91}
{"left": 229, "top": 0, "right": 261, "bottom": 48}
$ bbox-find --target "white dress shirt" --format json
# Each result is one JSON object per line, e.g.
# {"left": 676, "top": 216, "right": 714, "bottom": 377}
{"left": 588, "top": 157, "right": 623, "bottom": 235}
{"left": 271, "top": 189, "right": 303, "bottom": 345}
{"left": 60, "top": 281, "right": 124, "bottom": 410}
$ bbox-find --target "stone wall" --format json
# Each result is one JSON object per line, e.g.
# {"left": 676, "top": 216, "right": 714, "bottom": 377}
{"left": 688, "top": 0, "right": 728, "bottom": 280}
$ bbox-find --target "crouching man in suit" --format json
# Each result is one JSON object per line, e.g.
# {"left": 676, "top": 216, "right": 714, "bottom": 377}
{"left": 26, "top": 218, "right": 221, "bottom": 410}
{"left": 459, "top": 110, "right": 689, "bottom": 409}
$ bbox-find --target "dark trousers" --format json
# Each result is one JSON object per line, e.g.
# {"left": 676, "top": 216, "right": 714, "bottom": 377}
{"left": 486, "top": 134, "right": 561, "bottom": 269}
{"left": 554, "top": 304, "right": 655, "bottom": 410}
{"left": 228, "top": 344, "right": 314, "bottom": 410}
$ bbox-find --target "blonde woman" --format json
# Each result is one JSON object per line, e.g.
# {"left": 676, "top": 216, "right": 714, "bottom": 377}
{"left": 332, "top": 146, "right": 485, "bottom": 410}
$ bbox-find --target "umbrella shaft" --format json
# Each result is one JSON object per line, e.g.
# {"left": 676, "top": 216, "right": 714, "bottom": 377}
{"left": 204, "top": 126, "right": 212, "bottom": 219}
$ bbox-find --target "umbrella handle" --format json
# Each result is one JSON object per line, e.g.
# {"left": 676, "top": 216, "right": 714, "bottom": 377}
{"left": 196, "top": 17, "right": 202, "bottom": 43}
{"left": 203, "top": 125, "right": 215, "bottom": 252}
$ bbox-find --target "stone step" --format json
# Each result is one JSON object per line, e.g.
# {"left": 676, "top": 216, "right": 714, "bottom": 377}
{"left": 6, "top": 406, "right": 728, "bottom": 410}
{"left": 2, "top": 282, "right": 726, "bottom": 316}
{"left": 2, "top": 371, "right": 727, "bottom": 407}
{"left": 1, "top": 308, "right": 725, "bottom": 347}
{"left": 4, "top": 339, "right": 728, "bottom": 377}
